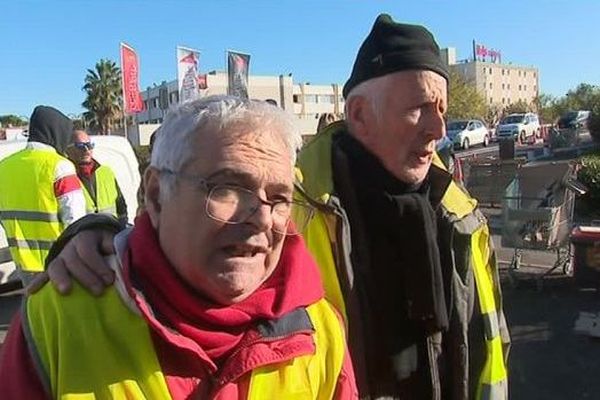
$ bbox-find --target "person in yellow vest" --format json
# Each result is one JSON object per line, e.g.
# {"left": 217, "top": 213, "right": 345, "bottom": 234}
{"left": 0, "top": 105, "right": 86, "bottom": 285}
{"left": 291, "top": 15, "right": 509, "bottom": 399}
{"left": 27, "top": 16, "right": 509, "bottom": 400}
{"left": 0, "top": 96, "right": 357, "bottom": 399}
{"left": 66, "top": 129, "right": 128, "bottom": 225}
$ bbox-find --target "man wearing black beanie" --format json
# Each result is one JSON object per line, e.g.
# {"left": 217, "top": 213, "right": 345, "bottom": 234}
{"left": 295, "top": 14, "right": 509, "bottom": 399}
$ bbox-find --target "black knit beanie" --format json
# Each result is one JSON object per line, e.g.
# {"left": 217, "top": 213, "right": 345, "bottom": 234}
{"left": 343, "top": 14, "right": 449, "bottom": 98}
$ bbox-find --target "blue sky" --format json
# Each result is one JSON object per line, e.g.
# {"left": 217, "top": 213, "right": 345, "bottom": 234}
{"left": 1, "top": 0, "right": 598, "bottom": 117}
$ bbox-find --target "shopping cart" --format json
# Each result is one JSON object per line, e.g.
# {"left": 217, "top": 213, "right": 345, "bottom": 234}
{"left": 501, "top": 161, "right": 586, "bottom": 289}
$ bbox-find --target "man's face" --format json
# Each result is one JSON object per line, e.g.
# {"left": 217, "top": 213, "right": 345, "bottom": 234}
{"left": 356, "top": 70, "right": 447, "bottom": 184}
{"left": 146, "top": 127, "right": 292, "bottom": 305}
{"left": 67, "top": 130, "right": 93, "bottom": 164}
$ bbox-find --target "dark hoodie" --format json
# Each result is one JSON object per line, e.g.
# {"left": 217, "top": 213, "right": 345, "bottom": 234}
{"left": 27, "top": 106, "right": 73, "bottom": 155}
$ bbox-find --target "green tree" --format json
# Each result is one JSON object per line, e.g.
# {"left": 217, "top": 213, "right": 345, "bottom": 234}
{"left": 534, "top": 93, "right": 560, "bottom": 124}
{"left": 503, "top": 99, "right": 532, "bottom": 115}
{"left": 565, "top": 83, "right": 600, "bottom": 111}
{"left": 82, "top": 59, "right": 122, "bottom": 134}
{"left": 447, "top": 70, "right": 488, "bottom": 121}
{"left": 0, "top": 114, "right": 27, "bottom": 127}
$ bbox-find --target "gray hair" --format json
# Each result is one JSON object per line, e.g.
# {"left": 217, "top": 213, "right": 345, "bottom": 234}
{"left": 151, "top": 95, "right": 302, "bottom": 199}
{"left": 344, "top": 75, "right": 389, "bottom": 134}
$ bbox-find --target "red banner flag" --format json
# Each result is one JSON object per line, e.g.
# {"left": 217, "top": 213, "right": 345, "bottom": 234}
{"left": 120, "top": 43, "right": 144, "bottom": 114}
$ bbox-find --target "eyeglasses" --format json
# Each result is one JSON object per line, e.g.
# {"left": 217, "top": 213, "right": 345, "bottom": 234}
{"left": 73, "top": 142, "right": 95, "bottom": 151}
{"left": 160, "top": 168, "right": 314, "bottom": 236}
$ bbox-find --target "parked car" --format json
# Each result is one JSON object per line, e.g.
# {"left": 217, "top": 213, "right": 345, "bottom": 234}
{"left": 496, "top": 113, "right": 540, "bottom": 143}
{"left": 557, "top": 110, "right": 590, "bottom": 130}
{"left": 446, "top": 119, "right": 490, "bottom": 150}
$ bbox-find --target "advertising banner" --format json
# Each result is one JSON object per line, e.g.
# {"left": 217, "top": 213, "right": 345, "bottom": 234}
{"left": 120, "top": 43, "right": 144, "bottom": 114}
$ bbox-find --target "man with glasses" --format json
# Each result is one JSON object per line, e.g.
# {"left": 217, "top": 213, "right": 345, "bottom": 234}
{"left": 0, "top": 105, "right": 85, "bottom": 284}
{"left": 0, "top": 96, "right": 357, "bottom": 399}
{"left": 67, "top": 129, "right": 128, "bottom": 225}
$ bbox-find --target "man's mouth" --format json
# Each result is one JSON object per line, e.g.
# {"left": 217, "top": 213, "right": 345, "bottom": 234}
{"left": 222, "top": 244, "right": 268, "bottom": 258}
{"left": 413, "top": 149, "right": 434, "bottom": 163}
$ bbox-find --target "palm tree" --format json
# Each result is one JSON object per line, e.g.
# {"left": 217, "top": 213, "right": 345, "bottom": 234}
{"left": 82, "top": 59, "right": 122, "bottom": 134}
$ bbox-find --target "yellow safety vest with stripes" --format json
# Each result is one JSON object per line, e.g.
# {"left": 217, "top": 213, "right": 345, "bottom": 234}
{"left": 24, "top": 278, "right": 347, "bottom": 399}
{"left": 293, "top": 122, "right": 508, "bottom": 400}
{"left": 82, "top": 164, "right": 119, "bottom": 217}
{"left": 0, "top": 147, "right": 66, "bottom": 272}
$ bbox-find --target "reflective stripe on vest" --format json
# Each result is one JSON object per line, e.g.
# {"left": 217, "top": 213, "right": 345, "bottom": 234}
{"left": 471, "top": 226, "right": 508, "bottom": 400}
{"left": 24, "top": 282, "right": 346, "bottom": 399}
{"left": 0, "top": 148, "right": 65, "bottom": 272}
{"left": 82, "top": 165, "right": 119, "bottom": 217}
{"left": 434, "top": 153, "right": 508, "bottom": 399}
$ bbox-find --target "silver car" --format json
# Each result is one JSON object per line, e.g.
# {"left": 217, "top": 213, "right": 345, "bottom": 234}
{"left": 446, "top": 119, "right": 490, "bottom": 150}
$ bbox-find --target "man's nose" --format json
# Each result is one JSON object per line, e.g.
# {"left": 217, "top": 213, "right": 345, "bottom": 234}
{"left": 425, "top": 108, "right": 445, "bottom": 141}
{"left": 245, "top": 202, "right": 274, "bottom": 233}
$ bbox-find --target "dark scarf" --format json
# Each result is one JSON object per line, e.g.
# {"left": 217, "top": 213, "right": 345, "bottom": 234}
{"left": 125, "top": 213, "right": 324, "bottom": 365}
{"left": 335, "top": 133, "right": 448, "bottom": 355}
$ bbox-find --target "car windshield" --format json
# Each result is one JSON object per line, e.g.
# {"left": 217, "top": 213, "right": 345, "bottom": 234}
{"left": 501, "top": 115, "right": 525, "bottom": 124}
{"left": 447, "top": 121, "right": 468, "bottom": 131}
{"left": 561, "top": 111, "right": 579, "bottom": 122}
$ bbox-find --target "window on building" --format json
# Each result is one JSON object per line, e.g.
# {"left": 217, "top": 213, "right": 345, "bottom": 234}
{"left": 482, "top": 67, "right": 486, "bottom": 73}
{"left": 489, "top": 82, "right": 493, "bottom": 89}
{"left": 304, "top": 95, "right": 317, "bottom": 103}
{"left": 524, "top": 71, "right": 527, "bottom": 77}
{"left": 489, "top": 68, "right": 492, "bottom": 75}
{"left": 507, "top": 84, "right": 511, "bottom": 90}
{"left": 318, "top": 95, "right": 335, "bottom": 104}
{"left": 143, "top": 100, "right": 148, "bottom": 110}
{"left": 502, "top": 83, "right": 505, "bottom": 90}
{"left": 507, "top": 70, "right": 510, "bottom": 75}
{"left": 169, "top": 92, "right": 179, "bottom": 104}
{"left": 524, "top": 85, "right": 527, "bottom": 91}
{"left": 502, "top": 69, "right": 505, "bottom": 75}
{"left": 518, "top": 85, "right": 521, "bottom": 91}
{"left": 490, "top": 98, "right": 493, "bottom": 104}
{"left": 534, "top": 72, "right": 536, "bottom": 78}
{"left": 534, "top": 85, "right": 537, "bottom": 91}
{"left": 152, "top": 98, "right": 159, "bottom": 108}
{"left": 293, "top": 94, "right": 300, "bottom": 103}
{"left": 518, "top": 71, "right": 521, "bottom": 77}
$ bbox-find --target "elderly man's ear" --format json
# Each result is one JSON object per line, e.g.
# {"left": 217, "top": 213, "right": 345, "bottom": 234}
{"left": 346, "top": 95, "right": 376, "bottom": 142}
{"left": 144, "top": 167, "right": 162, "bottom": 227}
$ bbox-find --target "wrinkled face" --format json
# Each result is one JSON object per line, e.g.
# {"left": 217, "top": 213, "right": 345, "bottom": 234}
{"left": 145, "top": 126, "right": 292, "bottom": 305}
{"left": 67, "top": 130, "right": 93, "bottom": 164}
{"left": 352, "top": 70, "right": 447, "bottom": 184}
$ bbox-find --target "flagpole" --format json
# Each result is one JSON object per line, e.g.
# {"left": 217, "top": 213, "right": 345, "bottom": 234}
{"left": 120, "top": 42, "right": 127, "bottom": 137}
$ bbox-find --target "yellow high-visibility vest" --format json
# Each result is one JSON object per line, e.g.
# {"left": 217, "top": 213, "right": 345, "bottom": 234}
{"left": 294, "top": 122, "right": 508, "bottom": 399}
{"left": 25, "top": 282, "right": 347, "bottom": 399}
{"left": 0, "top": 148, "right": 66, "bottom": 272}
{"left": 82, "top": 165, "right": 119, "bottom": 217}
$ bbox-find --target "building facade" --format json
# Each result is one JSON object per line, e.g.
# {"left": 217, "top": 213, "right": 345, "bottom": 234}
{"left": 442, "top": 47, "right": 539, "bottom": 109}
{"left": 136, "top": 71, "right": 344, "bottom": 135}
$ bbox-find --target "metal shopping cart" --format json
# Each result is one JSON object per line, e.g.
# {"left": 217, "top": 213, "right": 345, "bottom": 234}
{"left": 501, "top": 161, "right": 586, "bottom": 289}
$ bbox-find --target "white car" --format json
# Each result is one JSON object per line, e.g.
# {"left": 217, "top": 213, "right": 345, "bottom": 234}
{"left": 496, "top": 113, "right": 540, "bottom": 143}
{"left": 446, "top": 119, "right": 490, "bottom": 150}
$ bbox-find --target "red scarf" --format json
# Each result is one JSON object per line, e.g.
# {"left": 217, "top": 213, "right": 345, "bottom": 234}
{"left": 77, "top": 161, "right": 96, "bottom": 178}
{"left": 127, "top": 213, "right": 324, "bottom": 364}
